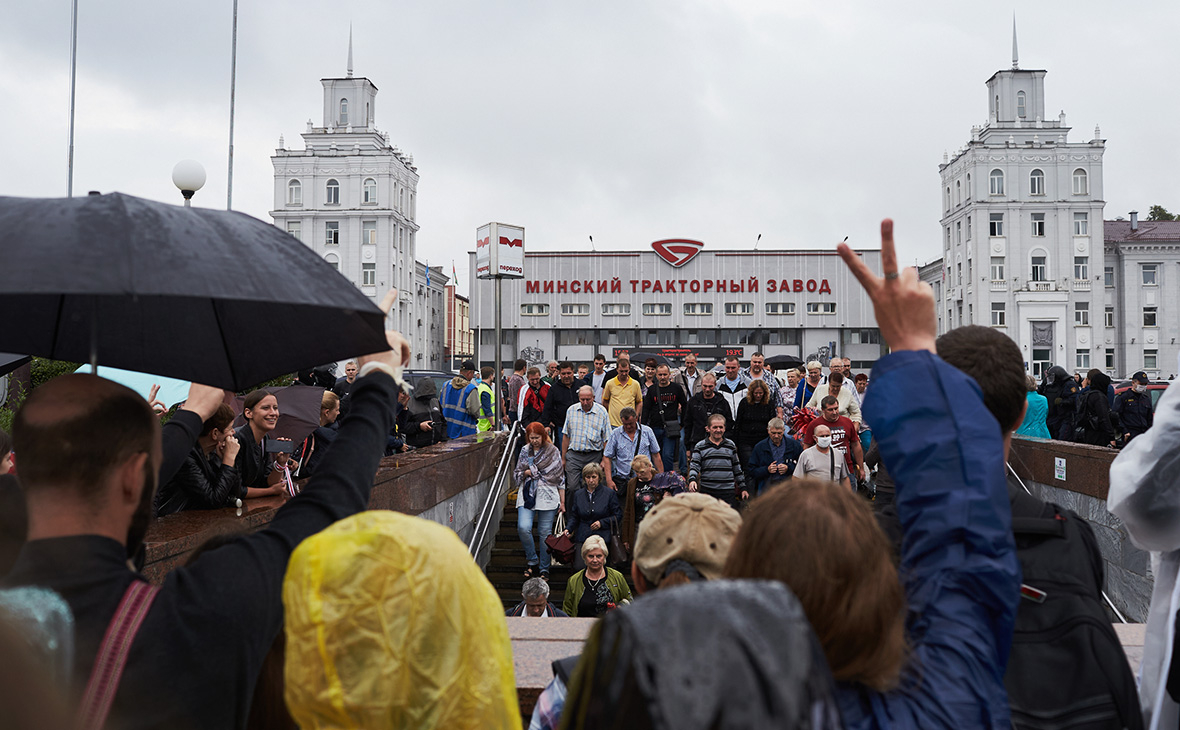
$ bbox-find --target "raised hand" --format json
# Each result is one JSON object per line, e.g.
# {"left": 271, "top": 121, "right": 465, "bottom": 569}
{"left": 837, "top": 219, "right": 936, "bottom": 354}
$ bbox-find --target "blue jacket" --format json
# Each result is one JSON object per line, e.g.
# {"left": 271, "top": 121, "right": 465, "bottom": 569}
{"left": 441, "top": 377, "right": 478, "bottom": 438}
{"left": 837, "top": 351, "right": 1020, "bottom": 730}
{"left": 747, "top": 435, "right": 803, "bottom": 494}
{"left": 1015, "top": 391, "right": 1051, "bottom": 439}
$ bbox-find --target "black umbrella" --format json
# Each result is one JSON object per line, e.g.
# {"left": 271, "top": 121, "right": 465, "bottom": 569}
{"left": 0, "top": 353, "right": 30, "bottom": 378}
{"left": 626, "top": 351, "right": 671, "bottom": 366}
{"left": 765, "top": 354, "right": 804, "bottom": 369}
{"left": 0, "top": 193, "right": 389, "bottom": 390}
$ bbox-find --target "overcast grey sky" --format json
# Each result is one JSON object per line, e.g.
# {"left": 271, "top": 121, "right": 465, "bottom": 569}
{"left": 3, "top": 1, "right": 1177, "bottom": 296}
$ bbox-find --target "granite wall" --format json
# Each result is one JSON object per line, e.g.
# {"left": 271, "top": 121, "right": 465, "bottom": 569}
{"left": 1009, "top": 436, "right": 1152, "bottom": 622}
{"left": 141, "top": 431, "right": 509, "bottom": 582}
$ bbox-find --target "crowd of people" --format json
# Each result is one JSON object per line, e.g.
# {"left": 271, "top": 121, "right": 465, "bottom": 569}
{"left": 1019, "top": 365, "right": 1160, "bottom": 448}
{"left": 0, "top": 218, "right": 1176, "bottom": 730}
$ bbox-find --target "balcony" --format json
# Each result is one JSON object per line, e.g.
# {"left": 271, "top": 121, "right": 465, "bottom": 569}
{"left": 1028, "top": 281, "right": 1056, "bottom": 292}
{"left": 990, "top": 280, "right": 1008, "bottom": 292}
{"left": 1072, "top": 279, "right": 1092, "bottom": 292}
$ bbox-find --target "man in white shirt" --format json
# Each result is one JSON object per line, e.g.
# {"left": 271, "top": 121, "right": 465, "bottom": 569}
{"left": 793, "top": 423, "right": 851, "bottom": 489}
{"left": 587, "top": 354, "right": 609, "bottom": 403}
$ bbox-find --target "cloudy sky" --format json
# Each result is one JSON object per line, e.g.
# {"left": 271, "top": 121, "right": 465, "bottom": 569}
{"left": 3, "top": 1, "right": 1177, "bottom": 296}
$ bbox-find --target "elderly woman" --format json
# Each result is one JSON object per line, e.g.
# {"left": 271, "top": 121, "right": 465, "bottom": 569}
{"left": 621, "top": 454, "right": 686, "bottom": 551}
{"left": 561, "top": 536, "right": 631, "bottom": 618}
{"left": 735, "top": 379, "right": 776, "bottom": 470}
{"left": 1015, "top": 373, "right": 1051, "bottom": 439}
{"left": 505, "top": 577, "right": 568, "bottom": 617}
{"left": 513, "top": 422, "right": 566, "bottom": 580}
{"left": 564, "top": 463, "right": 621, "bottom": 571}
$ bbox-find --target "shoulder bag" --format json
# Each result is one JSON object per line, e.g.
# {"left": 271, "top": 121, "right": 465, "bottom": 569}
{"left": 545, "top": 513, "right": 575, "bottom": 565}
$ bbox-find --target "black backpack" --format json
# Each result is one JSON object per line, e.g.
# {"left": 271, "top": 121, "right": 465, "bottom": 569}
{"left": 1004, "top": 489, "right": 1143, "bottom": 730}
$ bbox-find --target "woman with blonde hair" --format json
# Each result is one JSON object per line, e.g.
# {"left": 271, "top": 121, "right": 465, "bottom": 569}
{"left": 560, "top": 535, "right": 631, "bottom": 618}
{"left": 295, "top": 391, "right": 341, "bottom": 479}
{"left": 735, "top": 379, "right": 775, "bottom": 470}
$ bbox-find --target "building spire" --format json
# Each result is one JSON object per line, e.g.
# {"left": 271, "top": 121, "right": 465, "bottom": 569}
{"left": 344, "top": 25, "right": 353, "bottom": 77}
{"left": 1011, "top": 15, "right": 1019, "bottom": 69}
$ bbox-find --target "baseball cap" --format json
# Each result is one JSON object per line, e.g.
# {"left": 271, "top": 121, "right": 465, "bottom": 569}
{"left": 460, "top": 360, "right": 476, "bottom": 372}
{"left": 1132, "top": 371, "right": 1150, "bottom": 385}
{"left": 633, "top": 493, "right": 743, "bottom": 584}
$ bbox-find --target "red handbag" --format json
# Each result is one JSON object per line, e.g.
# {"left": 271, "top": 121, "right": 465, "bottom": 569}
{"left": 544, "top": 513, "right": 576, "bottom": 565}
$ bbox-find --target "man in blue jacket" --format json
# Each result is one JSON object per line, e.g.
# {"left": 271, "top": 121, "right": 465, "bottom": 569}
{"left": 746, "top": 417, "right": 802, "bottom": 495}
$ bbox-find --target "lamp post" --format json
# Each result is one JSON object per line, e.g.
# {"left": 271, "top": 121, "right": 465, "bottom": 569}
{"left": 172, "top": 160, "right": 207, "bottom": 207}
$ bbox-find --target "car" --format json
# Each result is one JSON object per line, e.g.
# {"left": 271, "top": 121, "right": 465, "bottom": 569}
{"left": 404, "top": 369, "right": 456, "bottom": 396}
{"left": 1112, "top": 381, "right": 1171, "bottom": 412}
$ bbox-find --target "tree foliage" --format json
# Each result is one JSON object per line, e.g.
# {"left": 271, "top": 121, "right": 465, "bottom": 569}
{"left": 1147, "top": 205, "right": 1176, "bottom": 222}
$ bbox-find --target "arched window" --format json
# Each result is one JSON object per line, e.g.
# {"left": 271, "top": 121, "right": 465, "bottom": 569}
{"left": 989, "top": 169, "right": 1005, "bottom": 196}
{"left": 287, "top": 179, "right": 302, "bottom": 206}
{"left": 363, "top": 178, "right": 377, "bottom": 204}
{"left": 994, "top": 95, "right": 1000, "bottom": 119}
{"left": 324, "top": 252, "right": 340, "bottom": 272}
{"left": 1017, "top": 91, "right": 1027, "bottom": 118}
{"left": 1029, "top": 169, "right": 1044, "bottom": 196}
{"left": 325, "top": 179, "right": 340, "bottom": 205}
{"left": 339, "top": 99, "right": 348, "bottom": 126}
{"left": 955, "top": 180, "right": 961, "bottom": 205}
{"left": 945, "top": 187, "right": 951, "bottom": 211}
{"left": 966, "top": 173, "right": 971, "bottom": 198}
{"left": 1073, "top": 168, "right": 1088, "bottom": 195}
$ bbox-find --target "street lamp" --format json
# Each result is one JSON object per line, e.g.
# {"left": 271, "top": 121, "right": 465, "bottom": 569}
{"left": 172, "top": 160, "right": 207, "bottom": 207}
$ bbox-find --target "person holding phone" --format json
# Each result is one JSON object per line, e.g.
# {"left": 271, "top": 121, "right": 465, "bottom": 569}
{"left": 235, "top": 390, "right": 289, "bottom": 498}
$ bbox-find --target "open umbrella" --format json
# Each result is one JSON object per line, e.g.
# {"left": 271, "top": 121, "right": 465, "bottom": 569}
{"left": 626, "top": 351, "right": 671, "bottom": 367}
{"left": 0, "top": 353, "right": 30, "bottom": 378}
{"left": 231, "top": 385, "right": 326, "bottom": 445}
{"left": 74, "top": 365, "right": 191, "bottom": 409}
{"left": 0, "top": 192, "right": 389, "bottom": 390}
{"left": 765, "top": 354, "right": 804, "bottom": 370}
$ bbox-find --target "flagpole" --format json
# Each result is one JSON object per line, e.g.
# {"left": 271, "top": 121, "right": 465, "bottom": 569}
{"left": 66, "top": 0, "right": 78, "bottom": 197}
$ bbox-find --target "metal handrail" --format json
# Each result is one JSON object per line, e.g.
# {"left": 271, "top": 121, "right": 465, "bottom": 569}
{"left": 468, "top": 423, "right": 522, "bottom": 558}
{"left": 1006, "top": 461, "right": 1128, "bottom": 624}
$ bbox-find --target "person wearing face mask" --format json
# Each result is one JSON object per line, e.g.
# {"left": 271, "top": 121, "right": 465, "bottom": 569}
{"left": 1114, "top": 371, "right": 1154, "bottom": 444}
{"left": 794, "top": 423, "right": 851, "bottom": 490}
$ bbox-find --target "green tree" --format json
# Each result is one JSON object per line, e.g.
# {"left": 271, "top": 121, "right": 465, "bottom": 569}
{"left": 1147, "top": 205, "right": 1176, "bottom": 222}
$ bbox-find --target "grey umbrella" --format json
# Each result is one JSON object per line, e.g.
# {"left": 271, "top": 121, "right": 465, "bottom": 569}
{"left": 0, "top": 192, "right": 389, "bottom": 390}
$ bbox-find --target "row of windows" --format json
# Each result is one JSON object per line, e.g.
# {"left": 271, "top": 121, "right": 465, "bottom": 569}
{"left": 947, "top": 168, "right": 1089, "bottom": 210}
{"left": 522, "top": 302, "right": 839, "bottom": 317}
{"left": 952, "top": 258, "right": 1160, "bottom": 287}
{"left": 988, "top": 302, "right": 1160, "bottom": 329}
{"left": 946, "top": 211, "right": 1093, "bottom": 250}
{"left": 285, "top": 178, "right": 412, "bottom": 210}
{"left": 550, "top": 329, "right": 808, "bottom": 347}
{"left": 285, "top": 220, "right": 414, "bottom": 252}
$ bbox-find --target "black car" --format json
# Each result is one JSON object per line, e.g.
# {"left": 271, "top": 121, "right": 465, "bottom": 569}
{"left": 404, "top": 369, "right": 456, "bottom": 395}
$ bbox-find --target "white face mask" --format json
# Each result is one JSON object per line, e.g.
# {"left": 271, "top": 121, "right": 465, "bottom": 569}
{"left": 816, "top": 436, "right": 832, "bottom": 449}
{"left": 1133, "top": 384, "right": 1147, "bottom": 393}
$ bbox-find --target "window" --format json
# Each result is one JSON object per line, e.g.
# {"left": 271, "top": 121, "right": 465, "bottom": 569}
{"left": 806, "top": 302, "right": 837, "bottom": 314}
{"left": 956, "top": 180, "right": 961, "bottom": 205}
{"left": 848, "top": 329, "right": 880, "bottom": 344}
{"left": 361, "top": 263, "right": 375, "bottom": 286}
{"left": 945, "top": 227, "right": 951, "bottom": 249}
{"left": 989, "top": 213, "right": 1004, "bottom": 237}
{"left": 956, "top": 261, "right": 962, "bottom": 284}
{"left": 967, "top": 215, "right": 972, "bottom": 239}
{"left": 602, "top": 303, "right": 631, "bottom": 316}
{"left": 1073, "top": 168, "right": 1088, "bottom": 195}
{"left": 603, "top": 329, "right": 635, "bottom": 345}
{"left": 325, "top": 179, "right": 340, "bottom": 205}
{"left": 640, "top": 303, "right": 671, "bottom": 316}
{"left": 991, "top": 302, "right": 1006, "bottom": 327}
{"left": 990, "top": 257, "right": 1005, "bottom": 280}
{"left": 1076, "top": 350, "right": 1090, "bottom": 369}
{"left": 1106, "top": 349, "right": 1116, "bottom": 370}
{"left": 989, "top": 168, "right": 1005, "bottom": 195}
{"left": 1074, "top": 256, "right": 1088, "bottom": 280}
{"left": 1029, "top": 168, "right": 1044, "bottom": 195}
{"left": 339, "top": 99, "right": 348, "bottom": 126}
{"left": 1031, "top": 255, "right": 1047, "bottom": 282}
{"left": 286, "top": 221, "right": 301, "bottom": 240}
{"left": 968, "top": 303, "right": 973, "bottom": 324}
{"left": 1017, "top": 91, "right": 1027, "bottom": 118}
{"left": 724, "top": 302, "right": 754, "bottom": 315}
{"left": 558, "top": 330, "right": 594, "bottom": 345}
{"left": 640, "top": 329, "right": 675, "bottom": 345}
{"left": 1144, "top": 306, "right": 1158, "bottom": 327}
{"left": 956, "top": 221, "right": 961, "bottom": 244}
{"left": 720, "top": 329, "right": 757, "bottom": 345}
{"left": 1073, "top": 212, "right": 1088, "bottom": 236}
{"left": 287, "top": 179, "right": 302, "bottom": 205}
{"left": 766, "top": 302, "right": 796, "bottom": 315}
{"left": 363, "top": 178, "right": 377, "bottom": 204}
{"left": 945, "top": 187, "right": 951, "bottom": 212}
{"left": 561, "top": 303, "right": 590, "bottom": 316}
{"left": 1142, "top": 264, "right": 1159, "bottom": 286}
{"left": 1031, "top": 213, "right": 1045, "bottom": 237}
{"left": 1104, "top": 266, "right": 1115, "bottom": 287}
{"left": 1074, "top": 302, "right": 1089, "bottom": 326}
{"left": 764, "top": 328, "right": 801, "bottom": 345}
{"left": 1105, "top": 306, "right": 1114, "bottom": 328}
{"left": 1145, "top": 350, "right": 1159, "bottom": 370}
{"left": 324, "top": 253, "right": 339, "bottom": 271}
{"left": 324, "top": 221, "right": 339, "bottom": 245}
{"left": 521, "top": 303, "right": 550, "bottom": 316}
{"left": 682, "top": 329, "right": 715, "bottom": 344}
{"left": 966, "top": 173, "right": 971, "bottom": 198}
{"left": 480, "top": 329, "right": 513, "bottom": 345}
{"left": 684, "top": 303, "right": 713, "bottom": 316}
{"left": 362, "top": 221, "right": 376, "bottom": 245}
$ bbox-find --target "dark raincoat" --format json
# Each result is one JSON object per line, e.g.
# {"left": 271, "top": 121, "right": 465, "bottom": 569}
{"left": 838, "top": 350, "right": 1020, "bottom": 729}
{"left": 1039, "top": 365, "right": 1079, "bottom": 440}
{"left": 561, "top": 579, "right": 843, "bottom": 730}
{"left": 403, "top": 376, "right": 446, "bottom": 448}
{"left": 1073, "top": 371, "right": 1117, "bottom": 446}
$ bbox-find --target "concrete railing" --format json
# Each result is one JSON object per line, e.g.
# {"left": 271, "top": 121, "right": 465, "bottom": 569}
{"left": 141, "top": 431, "right": 508, "bottom": 582}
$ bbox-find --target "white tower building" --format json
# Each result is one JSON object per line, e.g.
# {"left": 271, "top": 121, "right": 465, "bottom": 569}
{"left": 271, "top": 38, "right": 446, "bottom": 364}
{"left": 938, "top": 31, "right": 1106, "bottom": 377}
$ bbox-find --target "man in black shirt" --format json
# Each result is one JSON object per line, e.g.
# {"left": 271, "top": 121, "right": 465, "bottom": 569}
{"left": 642, "top": 364, "right": 687, "bottom": 472}
{"left": 4, "top": 333, "right": 408, "bottom": 729}
{"left": 683, "top": 373, "right": 733, "bottom": 461}
{"left": 542, "top": 362, "right": 580, "bottom": 437}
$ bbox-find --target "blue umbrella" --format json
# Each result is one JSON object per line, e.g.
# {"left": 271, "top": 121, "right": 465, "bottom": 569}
{"left": 75, "top": 365, "right": 191, "bottom": 408}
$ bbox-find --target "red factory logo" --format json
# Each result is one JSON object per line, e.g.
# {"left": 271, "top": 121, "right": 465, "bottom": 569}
{"left": 651, "top": 239, "right": 703, "bottom": 268}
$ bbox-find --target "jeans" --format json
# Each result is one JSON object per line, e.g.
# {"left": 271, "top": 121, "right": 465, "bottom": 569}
{"left": 518, "top": 506, "right": 558, "bottom": 573}
{"left": 653, "top": 427, "right": 678, "bottom": 472}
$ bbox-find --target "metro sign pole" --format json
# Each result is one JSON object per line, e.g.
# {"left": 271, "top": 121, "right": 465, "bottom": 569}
{"left": 475, "top": 222, "right": 525, "bottom": 429}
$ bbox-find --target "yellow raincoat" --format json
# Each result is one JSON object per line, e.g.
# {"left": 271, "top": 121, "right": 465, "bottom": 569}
{"left": 283, "top": 511, "right": 520, "bottom": 729}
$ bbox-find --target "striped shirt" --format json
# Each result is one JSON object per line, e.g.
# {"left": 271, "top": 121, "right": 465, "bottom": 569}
{"left": 562, "top": 402, "right": 612, "bottom": 452}
{"left": 603, "top": 424, "right": 661, "bottom": 477}
{"left": 688, "top": 437, "right": 745, "bottom": 493}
